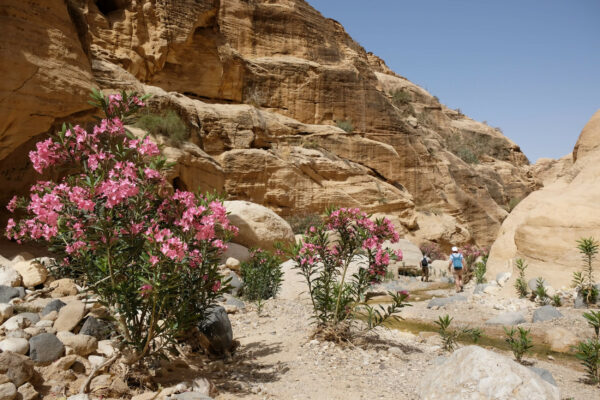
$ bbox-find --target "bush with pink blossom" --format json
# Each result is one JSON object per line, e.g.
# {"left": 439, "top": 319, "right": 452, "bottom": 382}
{"left": 291, "top": 207, "right": 410, "bottom": 333}
{"left": 6, "top": 89, "right": 237, "bottom": 363}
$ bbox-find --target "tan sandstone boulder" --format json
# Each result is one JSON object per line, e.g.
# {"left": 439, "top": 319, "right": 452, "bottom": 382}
{"left": 224, "top": 200, "right": 294, "bottom": 252}
{"left": 487, "top": 110, "right": 600, "bottom": 291}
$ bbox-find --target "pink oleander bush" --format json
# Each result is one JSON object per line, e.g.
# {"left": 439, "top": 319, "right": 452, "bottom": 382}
{"left": 291, "top": 207, "right": 410, "bottom": 332}
{"left": 461, "top": 244, "right": 488, "bottom": 283}
{"left": 6, "top": 89, "right": 237, "bottom": 363}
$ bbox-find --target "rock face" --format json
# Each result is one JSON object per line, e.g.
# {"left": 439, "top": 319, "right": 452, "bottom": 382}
{"left": 418, "top": 346, "right": 560, "bottom": 400}
{"left": 487, "top": 110, "right": 600, "bottom": 290}
{"left": 0, "top": 0, "right": 537, "bottom": 248}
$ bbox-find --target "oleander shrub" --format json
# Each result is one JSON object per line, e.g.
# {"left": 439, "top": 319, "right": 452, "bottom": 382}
{"left": 504, "top": 327, "right": 533, "bottom": 364}
{"left": 240, "top": 248, "right": 284, "bottom": 313}
{"left": 572, "top": 237, "right": 599, "bottom": 306}
{"left": 6, "top": 89, "right": 237, "bottom": 364}
{"left": 290, "top": 207, "right": 409, "bottom": 335}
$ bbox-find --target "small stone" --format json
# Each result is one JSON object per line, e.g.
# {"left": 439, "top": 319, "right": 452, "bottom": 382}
{"left": 427, "top": 295, "right": 467, "bottom": 309}
{"left": 20, "top": 312, "right": 40, "bottom": 325}
{"left": 88, "top": 355, "right": 106, "bottom": 369}
{"left": 96, "top": 340, "right": 116, "bottom": 357}
{"left": 132, "top": 392, "right": 158, "bottom": 400}
{"left": 79, "top": 316, "right": 111, "bottom": 340}
{"left": 495, "top": 272, "right": 511, "bottom": 287}
{"left": 41, "top": 299, "right": 66, "bottom": 317}
{"left": 53, "top": 300, "right": 85, "bottom": 332}
{"left": 24, "top": 326, "right": 44, "bottom": 337}
{"left": 197, "top": 306, "right": 233, "bottom": 357}
{"left": 0, "top": 286, "right": 25, "bottom": 304}
{"left": 0, "top": 337, "right": 29, "bottom": 354}
{"left": 49, "top": 279, "right": 78, "bottom": 298}
{"left": 192, "top": 377, "right": 213, "bottom": 396}
{"left": 225, "top": 257, "right": 241, "bottom": 271}
{"left": 532, "top": 305, "right": 563, "bottom": 323}
{"left": 29, "top": 333, "right": 65, "bottom": 363}
{"left": 473, "top": 284, "right": 489, "bottom": 294}
{"left": 483, "top": 285, "right": 500, "bottom": 294}
{"left": 227, "top": 271, "right": 242, "bottom": 297}
{"left": 67, "top": 395, "right": 89, "bottom": 400}
{"left": 56, "top": 331, "right": 98, "bottom": 356}
{"left": 485, "top": 312, "right": 526, "bottom": 326}
{"left": 35, "top": 320, "right": 54, "bottom": 328}
{"left": 173, "top": 393, "right": 213, "bottom": 400}
{"left": 2, "top": 315, "right": 32, "bottom": 331}
{"left": 527, "top": 366, "right": 557, "bottom": 386}
{"left": 51, "top": 355, "right": 79, "bottom": 371}
{"left": 0, "top": 266, "right": 21, "bottom": 287}
{"left": 11, "top": 261, "right": 48, "bottom": 288}
{"left": 0, "top": 352, "right": 34, "bottom": 386}
{"left": 0, "top": 382, "right": 17, "bottom": 400}
{"left": 223, "top": 294, "right": 245, "bottom": 310}
{"left": 16, "top": 382, "right": 38, "bottom": 400}
{"left": 89, "top": 374, "right": 111, "bottom": 392}
{"left": 41, "top": 310, "right": 58, "bottom": 321}
{"left": 0, "top": 303, "right": 14, "bottom": 322}
{"left": 6, "top": 329, "right": 30, "bottom": 340}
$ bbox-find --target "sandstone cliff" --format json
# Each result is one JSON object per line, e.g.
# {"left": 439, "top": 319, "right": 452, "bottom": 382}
{"left": 0, "top": 0, "right": 538, "bottom": 247}
{"left": 487, "top": 110, "right": 600, "bottom": 289}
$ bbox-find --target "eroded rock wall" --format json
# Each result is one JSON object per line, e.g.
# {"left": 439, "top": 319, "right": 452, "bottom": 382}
{"left": 0, "top": 0, "right": 539, "bottom": 247}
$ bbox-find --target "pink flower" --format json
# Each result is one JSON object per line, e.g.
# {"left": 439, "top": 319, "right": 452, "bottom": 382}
{"left": 140, "top": 284, "right": 153, "bottom": 297}
{"left": 144, "top": 168, "right": 161, "bottom": 180}
{"left": 6, "top": 196, "right": 17, "bottom": 213}
{"left": 212, "top": 280, "right": 221, "bottom": 293}
{"left": 149, "top": 255, "right": 159, "bottom": 266}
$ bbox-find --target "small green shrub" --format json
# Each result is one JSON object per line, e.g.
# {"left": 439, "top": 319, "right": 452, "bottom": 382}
{"left": 507, "top": 197, "right": 522, "bottom": 212}
{"left": 574, "top": 311, "right": 600, "bottom": 383}
{"left": 240, "top": 249, "right": 284, "bottom": 314}
{"left": 456, "top": 148, "right": 479, "bottom": 164}
{"left": 285, "top": 213, "right": 323, "bottom": 235}
{"left": 474, "top": 261, "right": 487, "bottom": 284}
{"left": 514, "top": 258, "right": 529, "bottom": 298}
{"left": 551, "top": 294, "right": 562, "bottom": 307}
{"left": 504, "top": 327, "right": 533, "bottom": 363}
{"left": 534, "top": 277, "right": 550, "bottom": 305}
{"left": 390, "top": 89, "right": 411, "bottom": 106}
{"left": 363, "top": 290, "right": 411, "bottom": 330}
{"left": 572, "top": 237, "right": 599, "bottom": 306}
{"left": 435, "top": 314, "right": 482, "bottom": 352}
{"left": 135, "top": 110, "right": 188, "bottom": 145}
{"left": 336, "top": 119, "right": 353, "bottom": 133}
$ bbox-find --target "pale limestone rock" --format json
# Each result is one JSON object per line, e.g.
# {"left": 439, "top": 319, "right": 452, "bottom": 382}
{"left": 16, "top": 382, "right": 38, "bottom": 400}
{"left": 97, "top": 340, "right": 116, "bottom": 357}
{"left": 49, "top": 279, "right": 78, "bottom": 298}
{"left": 0, "top": 338, "right": 29, "bottom": 354}
{"left": 225, "top": 257, "right": 241, "bottom": 272}
{"left": 0, "top": 382, "right": 16, "bottom": 400}
{"left": 11, "top": 261, "right": 47, "bottom": 288}
{"left": 418, "top": 346, "right": 559, "bottom": 399}
{"left": 0, "top": 304, "right": 14, "bottom": 323}
{"left": 0, "top": 266, "right": 21, "bottom": 287}
{"left": 56, "top": 331, "right": 98, "bottom": 356}
{"left": 53, "top": 300, "right": 85, "bottom": 332}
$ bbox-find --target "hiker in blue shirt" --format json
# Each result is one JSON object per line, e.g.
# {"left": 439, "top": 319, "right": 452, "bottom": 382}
{"left": 448, "top": 246, "right": 464, "bottom": 293}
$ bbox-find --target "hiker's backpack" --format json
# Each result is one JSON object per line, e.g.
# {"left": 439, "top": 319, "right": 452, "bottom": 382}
{"left": 451, "top": 253, "right": 463, "bottom": 268}
{"left": 421, "top": 257, "right": 428, "bottom": 267}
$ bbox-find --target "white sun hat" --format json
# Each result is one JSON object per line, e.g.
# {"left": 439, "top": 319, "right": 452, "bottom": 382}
{"left": 451, "top": 246, "right": 458, "bottom": 252}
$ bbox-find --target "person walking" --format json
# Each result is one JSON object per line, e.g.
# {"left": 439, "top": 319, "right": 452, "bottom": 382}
{"left": 448, "top": 246, "right": 464, "bottom": 292}
{"left": 421, "top": 254, "right": 431, "bottom": 282}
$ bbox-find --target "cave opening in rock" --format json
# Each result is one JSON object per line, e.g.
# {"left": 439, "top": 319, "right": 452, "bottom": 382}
{"left": 95, "top": 0, "right": 124, "bottom": 16}
{"left": 172, "top": 177, "right": 188, "bottom": 191}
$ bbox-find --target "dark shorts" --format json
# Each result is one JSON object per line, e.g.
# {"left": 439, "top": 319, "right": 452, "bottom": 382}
{"left": 453, "top": 267, "right": 463, "bottom": 271}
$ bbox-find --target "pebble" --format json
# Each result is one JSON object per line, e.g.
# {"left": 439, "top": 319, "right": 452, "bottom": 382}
{"left": 0, "top": 337, "right": 29, "bottom": 355}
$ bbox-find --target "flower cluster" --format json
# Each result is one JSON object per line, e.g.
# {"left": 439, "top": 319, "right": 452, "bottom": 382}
{"left": 5, "top": 89, "right": 236, "bottom": 362}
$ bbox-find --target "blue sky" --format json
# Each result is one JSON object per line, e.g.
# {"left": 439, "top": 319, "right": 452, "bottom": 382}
{"left": 307, "top": 0, "right": 600, "bottom": 162}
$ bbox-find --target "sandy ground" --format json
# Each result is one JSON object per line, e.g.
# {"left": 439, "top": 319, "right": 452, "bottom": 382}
{"left": 206, "top": 278, "right": 599, "bottom": 400}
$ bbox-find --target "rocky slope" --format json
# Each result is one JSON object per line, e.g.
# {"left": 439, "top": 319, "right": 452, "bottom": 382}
{"left": 487, "top": 110, "right": 600, "bottom": 290}
{"left": 0, "top": 0, "right": 538, "bottom": 247}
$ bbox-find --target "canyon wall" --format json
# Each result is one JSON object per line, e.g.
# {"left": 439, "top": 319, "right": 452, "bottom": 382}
{"left": 0, "top": 0, "right": 539, "bottom": 247}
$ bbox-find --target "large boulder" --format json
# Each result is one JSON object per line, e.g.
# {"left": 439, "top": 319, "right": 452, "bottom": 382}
{"left": 485, "top": 312, "right": 526, "bottom": 326}
{"left": 224, "top": 200, "right": 294, "bottom": 252}
{"left": 385, "top": 239, "right": 422, "bottom": 276}
{"left": 532, "top": 305, "right": 563, "bottom": 323}
{"left": 487, "top": 110, "right": 600, "bottom": 292}
{"left": 418, "top": 346, "right": 559, "bottom": 399}
{"left": 544, "top": 327, "right": 578, "bottom": 353}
